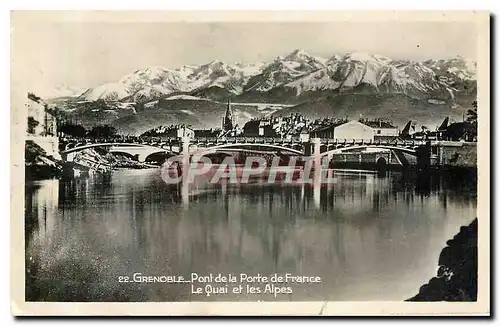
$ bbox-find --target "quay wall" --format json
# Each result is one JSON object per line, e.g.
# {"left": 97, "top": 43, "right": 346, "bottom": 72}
{"left": 328, "top": 142, "right": 477, "bottom": 170}
{"left": 431, "top": 141, "right": 477, "bottom": 169}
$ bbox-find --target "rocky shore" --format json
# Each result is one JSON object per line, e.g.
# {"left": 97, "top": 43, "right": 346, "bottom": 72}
{"left": 70, "top": 147, "right": 155, "bottom": 172}
{"left": 25, "top": 141, "right": 156, "bottom": 180}
{"left": 407, "top": 218, "right": 478, "bottom": 301}
{"left": 25, "top": 140, "right": 63, "bottom": 180}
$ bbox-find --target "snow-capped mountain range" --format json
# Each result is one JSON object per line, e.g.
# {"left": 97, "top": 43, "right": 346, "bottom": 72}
{"left": 42, "top": 49, "right": 476, "bottom": 134}
{"left": 68, "top": 49, "right": 476, "bottom": 105}
{"left": 78, "top": 59, "right": 269, "bottom": 103}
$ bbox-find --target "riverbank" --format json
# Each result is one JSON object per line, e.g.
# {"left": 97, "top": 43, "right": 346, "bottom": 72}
{"left": 407, "top": 218, "right": 478, "bottom": 301}
{"left": 70, "top": 147, "right": 157, "bottom": 171}
{"left": 25, "top": 140, "right": 63, "bottom": 180}
{"left": 25, "top": 141, "right": 158, "bottom": 181}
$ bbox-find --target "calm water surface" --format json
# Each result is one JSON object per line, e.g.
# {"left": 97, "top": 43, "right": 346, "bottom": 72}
{"left": 25, "top": 168, "right": 477, "bottom": 301}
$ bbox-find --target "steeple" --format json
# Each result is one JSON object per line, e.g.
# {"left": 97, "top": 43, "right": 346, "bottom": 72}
{"left": 225, "top": 98, "right": 233, "bottom": 119}
{"left": 222, "top": 98, "right": 235, "bottom": 131}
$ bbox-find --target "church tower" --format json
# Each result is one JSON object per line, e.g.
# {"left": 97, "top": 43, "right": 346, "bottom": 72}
{"left": 222, "top": 98, "right": 235, "bottom": 131}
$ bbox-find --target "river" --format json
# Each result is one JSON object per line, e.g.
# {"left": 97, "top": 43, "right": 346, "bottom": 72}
{"left": 24, "top": 167, "right": 477, "bottom": 302}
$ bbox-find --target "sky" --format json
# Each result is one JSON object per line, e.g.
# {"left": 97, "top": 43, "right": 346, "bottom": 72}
{"left": 11, "top": 19, "right": 477, "bottom": 93}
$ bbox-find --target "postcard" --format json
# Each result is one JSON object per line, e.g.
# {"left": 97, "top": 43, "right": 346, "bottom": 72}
{"left": 10, "top": 10, "right": 490, "bottom": 316}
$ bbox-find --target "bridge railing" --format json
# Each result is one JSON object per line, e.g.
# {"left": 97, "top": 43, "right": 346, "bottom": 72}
{"left": 60, "top": 136, "right": 429, "bottom": 149}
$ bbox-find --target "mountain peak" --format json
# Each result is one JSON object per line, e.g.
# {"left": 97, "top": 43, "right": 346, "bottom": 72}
{"left": 74, "top": 49, "right": 476, "bottom": 107}
{"left": 343, "top": 52, "right": 376, "bottom": 62}
{"left": 206, "top": 59, "right": 225, "bottom": 66}
{"left": 327, "top": 54, "right": 342, "bottom": 63}
{"left": 143, "top": 66, "right": 169, "bottom": 72}
{"left": 341, "top": 52, "right": 393, "bottom": 66}
{"left": 284, "top": 49, "right": 312, "bottom": 62}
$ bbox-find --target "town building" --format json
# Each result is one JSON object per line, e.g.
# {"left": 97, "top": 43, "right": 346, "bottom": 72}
{"left": 258, "top": 120, "right": 278, "bottom": 137}
{"left": 161, "top": 125, "right": 194, "bottom": 139}
{"left": 333, "top": 120, "right": 375, "bottom": 141}
{"left": 242, "top": 119, "right": 279, "bottom": 137}
{"left": 242, "top": 120, "right": 261, "bottom": 136}
{"left": 142, "top": 124, "right": 194, "bottom": 139}
{"left": 402, "top": 118, "right": 453, "bottom": 141}
{"left": 310, "top": 124, "right": 336, "bottom": 139}
{"left": 309, "top": 119, "right": 399, "bottom": 141}
{"left": 26, "top": 93, "right": 57, "bottom": 137}
{"left": 358, "top": 119, "right": 399, "bottom": 141}
{"left": 194, "top": 128, "right": 221, "bottom": 138}
{"left": 442, "top": 122, "right": 477, "bottom": 142}
{"left": 309, "top": 119, "right": 348, "bottom": 139}
{"left": 24, "top": 92, "right": 60, "bottom": 159}
{"left": 298, "top": 127, "right": 311, "bottom": 142}
{"left": 242, "top": 113, "right": 308, "bottom": 138}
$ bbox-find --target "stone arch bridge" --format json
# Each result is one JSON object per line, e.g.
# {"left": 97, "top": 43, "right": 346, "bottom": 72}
{"left": 60, "top": 142, "right": 180, "bottom": 163}
{"left": 59, "top": 138, "right": 426, "bottom": 164}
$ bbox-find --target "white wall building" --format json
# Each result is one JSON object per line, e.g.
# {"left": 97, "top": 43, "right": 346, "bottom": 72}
{"left": 363, "top": 122, "right": 399, "bottom": 139}
{"left": 333, "top": 120, "right": 399, "bottom": 141}
{"left": 24, "top": 93, "right": 60, "bottom": 159}
{"left": 334, "top": 120, "right": 374, "bottom": 141}
{"left": 26, "top": 93, "right": 57, "bottom": 137}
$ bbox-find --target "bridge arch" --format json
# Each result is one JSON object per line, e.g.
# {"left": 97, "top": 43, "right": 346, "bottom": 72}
{"left": 189, "top": 143, "right": 304, "bottom": 156}
{"left": 320, "top": 145, "right": 417, "bottom": 157}
{"left": 61, "top": 142, "right": 180, "bottom": 155}
{"left": 65, "top": 142, "right": 77, "bottom": 150}
{"left": 197, "top": 152, "right": 233, "bottom": 165}
{"left": 144, "top": 151, "right": 177, "bottom": 165}
{"left": 108, "top": 151, "right": 138, "bottom": 161}
{"left": 290, "top": 144, "right": 304, "bottom": 152}
{"left": 376, "top": 157, "right": 387, "bottom": 166}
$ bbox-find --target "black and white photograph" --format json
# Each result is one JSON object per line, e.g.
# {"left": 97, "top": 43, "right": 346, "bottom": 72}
{"left": 10, "top": 10, "right": 490, "bottom": 316}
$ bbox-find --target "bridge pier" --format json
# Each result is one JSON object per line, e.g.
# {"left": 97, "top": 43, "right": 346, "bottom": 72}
{"left": 312, "top": 138, "right": 322, "bottom": 179}
{"left": 415, "top": 142, "right": 432, "bottom": 169}
{"left": 304, "top": 138, "right": 321, "bottom": 156}
{"left": 313, "top": 138, "right": 321, "bottom": 156}
{"left": 181, "top": 136, "right": 191, "bottom": 175}
{"left": 181, "top": 136, "right": 191, "bottom": 154}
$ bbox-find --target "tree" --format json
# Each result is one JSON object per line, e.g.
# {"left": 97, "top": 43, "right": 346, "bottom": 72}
{"left": 58, "top": 123, "right": 87, "bottom": 138}
{"left": 135, "top": 102, "right": 145, "bottom": 112}
{"left": 87, "top": 125, "right": 118, "bottom": 138}
{"left": 466, "top": 100, "right": 478, "bottom": 124}
{"left": 93, "top": 99, "right": 109, "bottom": 110}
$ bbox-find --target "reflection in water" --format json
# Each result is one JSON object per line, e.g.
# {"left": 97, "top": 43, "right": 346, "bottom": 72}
{"left": 25, "top": 168, "right": 477, "bottom": 302}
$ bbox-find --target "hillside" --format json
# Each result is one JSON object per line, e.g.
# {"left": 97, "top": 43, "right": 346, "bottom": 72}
{"left": 110, "top": 98, "right": 262, "bottom": 135}
{"left": 285, "top": 93, "right": 466, "bottom": 128}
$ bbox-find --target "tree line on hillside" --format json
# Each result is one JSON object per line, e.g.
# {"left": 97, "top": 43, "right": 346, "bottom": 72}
{"left": 58, "top": 123, "right": 119, "bottom": 139}
{"left": 467, "top": 100, "right": 478, "bottom": 124}
{"left": 461, "top": 100, "right": 478, "bottom": 140}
